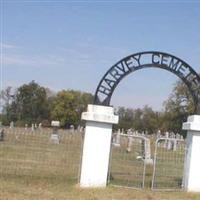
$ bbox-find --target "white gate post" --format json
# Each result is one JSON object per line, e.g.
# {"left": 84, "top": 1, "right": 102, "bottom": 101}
{"left": 182, "top": 115, "right": 200, "bottom": 192}
{"left": 80, "top": 104, "right": 119, "bottom": 187}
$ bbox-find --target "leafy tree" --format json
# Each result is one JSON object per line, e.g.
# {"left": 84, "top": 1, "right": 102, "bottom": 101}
{"left": 162, "top": 79, "right": 197, "bottom": 133}
{"left": 1, "top": 75, "right": 196, "bottom": 132}
{"left": 132, "top": 108, "right": 143, "bottom": 131}
{"left": 0, "top": 87, "right": 16, "bottom": 124}
{"left": 115, "top": 106, "right": 159, "bottom": 134}
{"left": 10, "top": 81, "right": 49, "bottom": 124}
{"left": 116, "top": 107, "right": 133, "bottom": 130}
{"left": 141, "top": 105, "right": 159, "bottom": 134}
{"left": 50, "top": 90, "right": 93, "bottom": 128}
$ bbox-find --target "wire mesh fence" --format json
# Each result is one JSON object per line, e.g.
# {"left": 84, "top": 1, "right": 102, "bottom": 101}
{"left": 0, "top": 127, "right": 84, "bottom": 185}
{"left": 108, "top": 134, "right": 146, "bottom": 189}
{"left": 152, "top": 138, "right": 186, "bottom": 191}
{"left": 0, "top": 127, "right": 187, "bottom": 191}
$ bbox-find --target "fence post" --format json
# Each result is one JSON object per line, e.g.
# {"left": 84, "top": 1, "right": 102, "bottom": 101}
{"left": 80, "top": 104, "right": 119, "bottom": 187}
{"left": 182, "top": 115, "right": 200, "bottom": 192}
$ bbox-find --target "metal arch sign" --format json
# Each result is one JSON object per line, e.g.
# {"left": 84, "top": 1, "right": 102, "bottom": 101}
{"left": 94, "top": 51, "right": 200, "bottom": 114}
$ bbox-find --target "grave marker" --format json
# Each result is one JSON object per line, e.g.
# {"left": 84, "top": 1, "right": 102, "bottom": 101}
{"left": 144, "top": 138, "right": 153, "bottom": 165}
{"left": 0, "top": 128, "right": 4, "bottom": 141}
{"left": 50, "top": 121, "right": 60, "bottom": 144}
{"left": 10, "top": 121, "right": 14, "bottom": 129}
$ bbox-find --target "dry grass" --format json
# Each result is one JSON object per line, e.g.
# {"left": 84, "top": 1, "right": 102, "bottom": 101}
{"left": 109, "top": 136, "right": 185, "bottom": 190}
{"left": 0, "top": 128, "right": 200, "bottom": 200}
{"left": 1, "top": 178, "right": 200, "bottom": 200}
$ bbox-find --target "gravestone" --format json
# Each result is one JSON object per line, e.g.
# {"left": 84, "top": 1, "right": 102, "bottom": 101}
{"left": 126, "top": 135, "right": 133, "bottom": 153}
{"left": 10, "top": 121, "right": 14, "bottom": 129}
{"left": 50, "top": 121, "right": 60, "bottom": 144}
{"left": 25, "top": 124, "right": 28, "bottom": 130}
{"left": 173, "top": 139, "right": 177, "bottom": 151}
{"left": 77, "top": 125, "right": 81, "bottom": 132}
{"left": 39, "top": 123, "right": 42, "bottom": 130}
{"left": 167, "top": 132, "right": 176, "bottom": 151}
{"left": 31, "top": 124, "right": 35, "bottom": 132}
{"left": 170, "top": 133, "right": 179, "bottom": 151}
{"left": 164, "top": 132, "right": 169, "bottom": 148}
{"left": 0, "top": 128, "right": 4, "bottom": 141}
{"left": 80, "top": 126, "right": 84, "bottom": 132}
{"left": 157, "top": 130, "right": 161, "bottom": 138}
{"left": 126, "top": 129, "right": 135, "bottom": 152}
{"left": 127, "top": 129, "right": 133, "bottom": 135}
{"left": 176, "top": 133, "right": 180, "bottom": 147}
{"left": 70, "top": 125, "right": 75, "bottom": 134}
{"left": 181, "top": 135, "right": 184, "bottom": 140}
{"left": 135, "top": 131, "right": 143, "bottom": 144}
{"left": 144, "top": 138, "right": 153, "bottom": 165}
{"left": 112, "top": 129, "right": 120, "bottom": 147}
{"left": 167, "top": 138, "right": 172, "bottom": 150}
{"left": 157, "top": 130, "right": 162, "bottom": 147}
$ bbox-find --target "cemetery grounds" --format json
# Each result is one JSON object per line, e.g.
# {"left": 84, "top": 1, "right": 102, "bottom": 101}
{"left": 0, "top": 127, "right": 200, "bottom": 200}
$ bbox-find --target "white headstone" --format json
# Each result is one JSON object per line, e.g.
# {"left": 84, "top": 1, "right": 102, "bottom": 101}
{"left": 31, "top": 124, "right": 34, "bottom": 132}
{"left": 51, "top": 121, "right": 60, "bottom": 144}
{"left": 126, "top": 136, "right": 133, "bottom": 153}
{"left": 157, "top": 130, "right": 161, "bottom": 138}
{"left": 70, "top": 125, "right": 75, "bottom": 134}
{"left": 25, "top": 124, "right": 28, "bottom": 130}
{"left": 51, "top": 121, "right": 60, "bottom": 127}
{"left": 39, "top": 123, "right": 42, "bottom": 130}
{"left": 164, "top": 132, "right": 169, "bottom": 148}
{"left": 127, "top": 129, "right": 133, "bottom": 135}
{"left": 50, "top": 133, "right": 60, "bottom": 144}
{"left": 112, "top": 129, "right": 121, "bottom": 147}
{"left": 80, "top": 126, "right": 84, "bottom": 132}
{"left": 144, "top": 138, "right": 153, "bottom": 165}
{"left": 167, "top": 139, "right": 172, "bottom": 150}
{"left": 77, "top": 125, "right": 81, "bottom": 132}
{"left": 173, "top": 139, "right": 177, "bottom": 151}
{"left": 10, "top": 121, "right": 14, "bottom": 129}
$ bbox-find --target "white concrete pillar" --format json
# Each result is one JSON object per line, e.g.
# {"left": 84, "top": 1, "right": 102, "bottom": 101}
{"left": 80, "top": 104, "right": 118, "bottom": 187}
{"left": 182, "top": 115, "right": 200, "bottom": 192}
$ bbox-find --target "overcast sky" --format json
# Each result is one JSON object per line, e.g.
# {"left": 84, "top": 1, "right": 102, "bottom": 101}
{"left": 1, "top": 0, "right": 200, "bottom": 110}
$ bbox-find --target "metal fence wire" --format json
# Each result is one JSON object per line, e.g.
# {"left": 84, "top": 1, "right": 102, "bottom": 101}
{"left": 0, "top": 127, "right": 84, "bottom": 184}
{"left": 0, "top": 128, "right": 187, "bottom": 191}
{"left": 151, "top": 138, "right": 186, "bottom": 191}
{"left": 108, "top": 134, "right": 146, "bottom": 189}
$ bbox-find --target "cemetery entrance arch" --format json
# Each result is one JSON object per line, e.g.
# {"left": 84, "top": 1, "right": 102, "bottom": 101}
{"left": 94, "top": 51, "right": 200, "bottom": 114}
{"left": 93, "top": 51, "right": 200, "bottom": 189}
